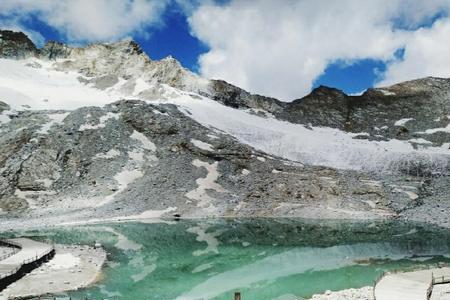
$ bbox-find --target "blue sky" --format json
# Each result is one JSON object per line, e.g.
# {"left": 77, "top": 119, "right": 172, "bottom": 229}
{"left": 1, "top": 0, "right": 450, "bottom": 100}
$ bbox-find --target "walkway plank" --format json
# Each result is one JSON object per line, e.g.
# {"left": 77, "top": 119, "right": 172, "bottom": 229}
{"left": 375, "top": 267, "right": 450, "bottom": 300}
{"left": 0, "top": 238, "right": 54, "bottom": 280}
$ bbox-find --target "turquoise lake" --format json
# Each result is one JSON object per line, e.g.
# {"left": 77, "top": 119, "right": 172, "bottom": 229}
{"left": 2, "top": 219, "right": 450, "bottom": 300}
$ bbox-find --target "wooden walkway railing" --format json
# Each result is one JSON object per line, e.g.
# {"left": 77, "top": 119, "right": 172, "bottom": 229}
{"left": 0, "top": 238, "right": 55, "bottom": 291}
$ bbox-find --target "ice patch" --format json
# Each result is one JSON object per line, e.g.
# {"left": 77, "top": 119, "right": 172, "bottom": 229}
{"left": 191, "top": 139, "right": 214, "bottom": 151}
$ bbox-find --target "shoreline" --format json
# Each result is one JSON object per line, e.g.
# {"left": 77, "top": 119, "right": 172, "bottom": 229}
{"left": 0, "top": 211, "right": 449, "bottom": 233}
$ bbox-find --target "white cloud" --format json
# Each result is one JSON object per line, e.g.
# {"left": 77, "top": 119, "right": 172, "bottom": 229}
{"left": 0, "top": 16, "right": 45, "bottom": 46}
{"left": 188, "top": 0, "right": 450, "bottom": 100}
{"left": 379, "top": 17, "right": 450, "bottom": 87}
{"left": 0, "top": 0, "right": 169, "bottom": 43}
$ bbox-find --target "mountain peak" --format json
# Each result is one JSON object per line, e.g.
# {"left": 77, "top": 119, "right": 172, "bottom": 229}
{"left": 0, "top": 29, "right": 38, "bottom": 59}
{"left": 308, "top": 85, "right": 347, "bottom": 98}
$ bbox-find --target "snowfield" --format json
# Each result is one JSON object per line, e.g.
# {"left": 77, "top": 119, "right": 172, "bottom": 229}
{"left": 0, "top": 58, "right": 115, "bottom": 110}
{"left": 1, "top": 57, "right": 449, "bottom": 173}
{"left": 162, "top": 90, "right": 450, "bottom": 173}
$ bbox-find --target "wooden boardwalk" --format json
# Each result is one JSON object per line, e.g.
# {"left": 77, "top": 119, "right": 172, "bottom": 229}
{"left": 0, "top": 238, "right": 54, "bottom": 290}
{"left": 374, "top": 267, "right": 450, "bottom": 300}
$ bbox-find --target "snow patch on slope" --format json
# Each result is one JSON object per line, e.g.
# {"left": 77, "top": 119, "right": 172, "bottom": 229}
{"left": 160, "top": 91, "right": 450, "bottom": 173}
{"left": 394, "top": 118, "right": 414, "bottom": 126}
{"left": 0, "top": 58, "right": 116, "bottom": 110}
{"left": 185, "top": 159, "right": 226, "bottom": 213}
{"left": 37, "top": 113, "right": 70, "bottom": 135}
{"left": 79, "top": 112, "right": 120, "bottom": 131}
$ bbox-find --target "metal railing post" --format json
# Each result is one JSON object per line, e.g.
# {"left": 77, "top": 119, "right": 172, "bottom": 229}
{"left": 234, "top": 292, "right": 241, "bottom": 300}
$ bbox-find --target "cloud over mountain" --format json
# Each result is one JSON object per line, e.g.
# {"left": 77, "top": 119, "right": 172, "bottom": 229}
{"left": 188, "top": 0, "right": 450, "bottom": 100}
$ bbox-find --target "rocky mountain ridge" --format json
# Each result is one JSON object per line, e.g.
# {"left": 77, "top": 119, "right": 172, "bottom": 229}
{"left": 0, "top": 29, "right": 449, "bottom": 229}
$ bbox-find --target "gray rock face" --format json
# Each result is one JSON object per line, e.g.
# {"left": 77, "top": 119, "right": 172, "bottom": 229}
{"left": 0, "top": 30, "right": 449, "bottom": 229}
{"left": 280, "top": 79, "right": 450, "bottom": 141}
{"left": 0, "top": 30, "right": 38, "bottom": 59}
{"left": 205, "top": 80, "right": 286, "bottom": 113}
{"left": 39, "top": 41, "right": 73, "bottom": 60}
{"left": 0, "top": 101, "right": 10, "bottom": 113}
{"left": 0, "top": 100, "right": 425, "bottom": 224}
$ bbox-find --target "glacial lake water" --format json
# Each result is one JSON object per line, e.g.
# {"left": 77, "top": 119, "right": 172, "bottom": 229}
{"left": 2, "top": 218, "right": 450, "bottom": 300}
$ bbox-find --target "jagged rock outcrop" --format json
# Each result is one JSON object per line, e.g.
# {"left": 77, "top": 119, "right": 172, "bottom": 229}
{"left": 281, "top": 86, "right": 349, "bottom": 128}
{"left": 0, "top": 30, "right": 38, "bottom": 59}
{"left": 0, "top": 101, "right": 9, "bottom": 113}
{"left": 206, "top": 79, "right": 286, "bottom": 113}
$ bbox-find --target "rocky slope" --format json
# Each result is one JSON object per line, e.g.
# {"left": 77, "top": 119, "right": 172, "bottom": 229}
{"left": 0, "top": 30, "right": 449, "bottom": 229}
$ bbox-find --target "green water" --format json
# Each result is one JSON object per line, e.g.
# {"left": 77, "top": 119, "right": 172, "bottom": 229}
{"left": 2, "top": 219, "right": 450, "bottom": 300}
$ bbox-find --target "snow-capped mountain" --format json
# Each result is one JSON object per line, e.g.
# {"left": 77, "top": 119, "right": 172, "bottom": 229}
{"left": 0, "top": 30, "right": 449, "bottom": 229}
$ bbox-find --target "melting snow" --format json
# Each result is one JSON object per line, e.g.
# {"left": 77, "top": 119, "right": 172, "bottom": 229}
{"left": 37, "top": 112, "right": 70, "bottom": 134}
{"left": 185, "top": 159, "right": 226, "bottom": 212}
{"left": 130, "top": 130, "right": 156, "bottom": 151}
{"left": 409, "top": 138, "right": 432, "bottom": 145}
{"left": 379, "top": 89, "right": 396, "bottom": 96}
{"left": 79, "top": 112, "right": 120, "bottom": 131}
{"left": 241, "top": 169, "right": 250, "bottom": 176}
{"left": 417, "top": 124, "right": 450, "bottom": 134}
{"left": 133, "top": 78, "right": 151, "bottom": 96}
{"left": 94, "top": 149, "right": 121, "bottom": 159}
{"left": 0, "top": 111, "right": 12, "bottom": 124}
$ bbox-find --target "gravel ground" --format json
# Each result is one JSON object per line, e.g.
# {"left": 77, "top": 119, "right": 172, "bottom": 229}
{"left": 308, "top": 286, "right": 373, "bottom": 300}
